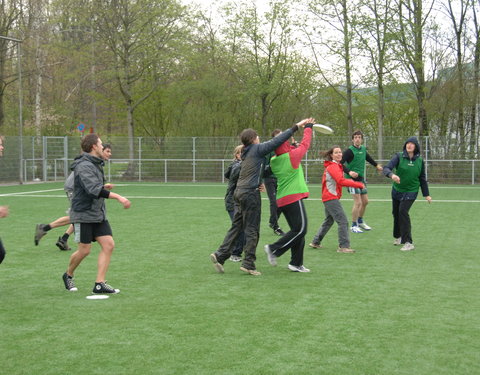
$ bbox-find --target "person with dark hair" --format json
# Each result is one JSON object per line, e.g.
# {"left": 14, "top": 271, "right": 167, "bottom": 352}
{"left": 309, "top": 146, "right": 365, "bottom": 253}
{"left": 0, "top": 136, "right": 8, "bottom": 264}
{"left": 35, "top": 144, "right": 114, "bottom": 251}
{"left": 383, "top": 137, "right": 431, "bottom": 251}
{"left": 263, "top": 118, "right": 315, "bottom": 272}
{"left": 341, "top": 130, "right": 383, "bottom": 233}
{"left": 263, "top": 129, "right": 285, "bottom": 236}
{"left": 210, "top": 119, "right": 311, "bottom": 276}
{"left": 62, "top": 134, "right": 130, "bottom": 293}
{"left": 224, "top": 145, "right": 245, "bottom": 262}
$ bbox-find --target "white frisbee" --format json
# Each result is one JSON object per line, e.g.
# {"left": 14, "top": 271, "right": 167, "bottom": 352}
{"left": 86, "top": 295, "right": 109, "bottom": 300}
{"left": 312, "top": 124, "right": 334, "bottom": 134}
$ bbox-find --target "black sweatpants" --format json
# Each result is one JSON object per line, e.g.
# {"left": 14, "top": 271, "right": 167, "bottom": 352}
{"left": 215, "top": 189, "right": 261, "bottom": 270}
{"left": 264, "top": 177, "right": 282, "bottom": 229}
{"left": 0, "top": 238, "right": 5, "bottom": 264}
{"left": 392, "top": 198, "right": 415, "bottom": 244}
{"left": 268, "top": 199, "right": 307, "bottom": 267}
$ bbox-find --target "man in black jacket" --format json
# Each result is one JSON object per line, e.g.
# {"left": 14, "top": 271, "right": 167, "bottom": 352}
{"left": 210, "top": 119, "right": 311, "bottom": 276}
{"left": 62, "top": 134, "right": 130, "bottom": 294}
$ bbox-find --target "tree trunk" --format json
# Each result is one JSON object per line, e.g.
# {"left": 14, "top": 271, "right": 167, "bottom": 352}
{"left": 34, "top": 32, "right": 44, "bottom": 138}
{"left": 377, "top": 75, "right": 385, "bottom": 160}
{"left": 342, "top": 0, "right": 353, "bottom": 135}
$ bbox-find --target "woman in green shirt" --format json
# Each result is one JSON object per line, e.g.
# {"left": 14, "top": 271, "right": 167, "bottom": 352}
{"left": 383, "top": 137, "right": 432, "bottom": 251}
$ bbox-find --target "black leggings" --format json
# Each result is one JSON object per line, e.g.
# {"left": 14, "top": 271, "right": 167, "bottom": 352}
{"left": 392, "top": 199, "right": 415, "bottom": 244}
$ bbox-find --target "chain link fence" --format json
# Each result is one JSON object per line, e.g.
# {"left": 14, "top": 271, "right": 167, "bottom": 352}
{"left": 0, "top": 135, "right": 479, "bottom": 184}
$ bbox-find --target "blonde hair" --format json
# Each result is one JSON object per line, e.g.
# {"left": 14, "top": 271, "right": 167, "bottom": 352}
{"left": 233, "top": 145, "right": 243, "bottom": 159}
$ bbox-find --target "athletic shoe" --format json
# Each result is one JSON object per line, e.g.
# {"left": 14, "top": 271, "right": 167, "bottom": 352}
{"left": 393, "top": 237, "right": 401, "bottom": 246}
{"left": 337, "top": 247, "right": 356, "bottom": 253}
{"left": 240, "top": 266, "right": 261, "bottom": 276}
{"left": 273, "top": 227, "right": 285, "bottom": 236}
{"left": 264, "top": 245, "right": 277, "bottom": 266}
{"left": 287, "top": 264, "right": 311, "bottom": 273}
{"left": 34, "top": 224, "right": 48, "bottom": 245}
{"left": 400, "top": 242, "right": 415, "bottom": 251}
{"left": 56, "top": 237, "right": 71, "bottom": 251}
{"left": 210, "top": 253, "right": 224, "bottom": 273}
{"left": 358, "top": 222, "right": 372, "bottom": 230}
{"left": 229, "top": 255, "right": 242, "bottom": 262}
{"left": 350, "top": 226, "right": 364, "bottom": 233}
{"left": 308, "top": 243, "right": 322, "bottom": 249}
{"left": 62, "top": 272, "right": 78, "bottom": 292}
{"left": 93, "top": 281, "right": 120, "bottom": 294}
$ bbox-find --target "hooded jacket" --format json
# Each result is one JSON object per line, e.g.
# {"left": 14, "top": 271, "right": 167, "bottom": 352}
{"left": 321, "top": 160, "right": 364, "bottom": 202}
{"left": 383, "top": 136, "right": 430, "bottom": 200}
{"left": 224, "top": 159, "right": 241, "bottom": 212}
{"left": 69, "top": 153, "right": 107, "bottom": 223}
{"left": 236, "top": 126, "right": 298, "bottom": 191}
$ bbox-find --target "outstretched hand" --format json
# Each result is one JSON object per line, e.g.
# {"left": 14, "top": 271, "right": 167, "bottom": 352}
{"left": 296, "top": 117, "right": 316, "bottom": 128}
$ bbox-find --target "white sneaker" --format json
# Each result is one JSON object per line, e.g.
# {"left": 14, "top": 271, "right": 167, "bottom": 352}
{"left": 358, "top": 222, "right": 371, "bottom": 230}
{"left": 393, "top": 238, "right": 401, "bottom": 245}
{"left": 264, "top": 245, "right": 277, "bottom": 266}
{"left": 288, "top": 264, "right": 310, "bottom": 272}
{"left": 351, "top": 226, "right": 363, "bottom": 233}
{"left": 210, "top": 253, "right": 225, "bottom": 273}
{"left": 400, "top": 242, "right": 415, "bottom": 251}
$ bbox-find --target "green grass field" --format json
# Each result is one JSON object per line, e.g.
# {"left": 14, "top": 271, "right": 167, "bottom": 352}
{"left": 0, "top": 182, "right": 479, "bottom": 375}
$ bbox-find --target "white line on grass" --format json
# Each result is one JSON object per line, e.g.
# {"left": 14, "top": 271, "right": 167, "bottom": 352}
{"left": 2, "top": 194, "right": 479, "bottom": 203}
{"left": 0, "top": 188, "right": 64, "bottom": 197}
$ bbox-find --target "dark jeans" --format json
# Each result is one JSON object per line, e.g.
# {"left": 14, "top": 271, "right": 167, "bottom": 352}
{"left": 264, "top": 177, "right": 282, "bottom": 228}
{"left": 0, "top": 238, "right": 5, "bottom": 264}
{"left": 392, "top": 198, "right": 415, "bottom": 244}
{"left": 215, "top": 189, "right": 261, "bottom": 270}
{"left": 268, "top": 199, "right": 307, "bottom": 267}
{"left": 227, "top": 210, "right": 245, "bottom": 256}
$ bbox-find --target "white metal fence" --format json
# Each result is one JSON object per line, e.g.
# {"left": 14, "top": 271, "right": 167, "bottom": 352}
{"left": 1, "top": 136, "right": 479, "bottom": 184}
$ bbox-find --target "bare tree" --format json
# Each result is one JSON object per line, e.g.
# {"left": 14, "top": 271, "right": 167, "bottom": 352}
{"left": 395, "top": 0, "right": 435, "bottom": 136}
{"left": 305, "top": 0, "right": 358, "bottom": 135}
{"left": 223, "top": 0, "right": 296, "bottom": 136}
{"left": 443, "top": 0, "right": 470, "bottom": 158}
{"left": 95, "top": 0, "right": 185, "bottom": 175}
{"left": 0, "top": 0, "right": 22, "bottom": 130}
{"left": 354, "top": 0, "right": 398, "bottom": 158}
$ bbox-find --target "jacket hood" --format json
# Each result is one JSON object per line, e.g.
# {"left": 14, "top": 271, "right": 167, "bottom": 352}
{"left": 403, "top": 136, "right": 421, "bottom": 157}
{"left": 70, "top": 152, "right": 104, "bottom": 171}
{"left": 323, "top": 160, "right": 337, "bottom": 167}
{"left": 275, "top": 141, "right": 291, "bottom": 156}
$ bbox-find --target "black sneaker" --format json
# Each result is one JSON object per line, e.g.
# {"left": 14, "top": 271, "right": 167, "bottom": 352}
{"left": 273, "top": 227, "right": 285, "bottom": 236}
{"left": 93, "top": 282, "right": 120, "bottom": 294}
{"left": 56, "top": 237, "right": 71, "bottom": 251}
{"left": 35, "top": 224, "right": 48, "bottom": 245}
{"left": 62, "top": 272, "right": 78, "bottom": 292}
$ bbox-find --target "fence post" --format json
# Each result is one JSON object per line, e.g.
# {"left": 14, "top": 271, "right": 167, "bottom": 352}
{"left": 425, "top": 136, "right": 429, "bottom": 181}
{"left": 64, "top": 136, "right": 68, "bottom": 179}
{"left": 305, "top": 150, "right": 309, "bottom": 183}
{"left": 164, "top": 160, "right": 168, "bottom": 183}
{"left": 42, "top": 136, "right": 47, "bottom": 182}
{"left": 138, "top": 137, "right": 142, "bottom": 182}
{"left": 222, "top": 159, "right": 225, "bottom": 183}
{"left": 472, "top": 160, "right": 475, "bottom": 185}
{"left": 192, "top": 137, "right": 197, "bottom": 182}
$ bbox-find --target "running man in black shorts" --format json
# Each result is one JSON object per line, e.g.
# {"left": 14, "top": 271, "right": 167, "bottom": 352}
{"left": 62, "top": 134, "right": 130, "bottom": 294}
